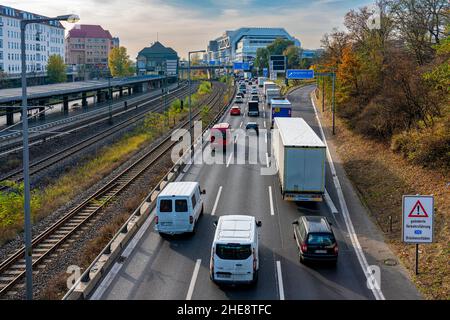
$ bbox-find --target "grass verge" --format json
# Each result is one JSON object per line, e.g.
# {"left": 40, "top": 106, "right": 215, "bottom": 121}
{"left": 313, "top": 90, "right": 449, "bottom": 300}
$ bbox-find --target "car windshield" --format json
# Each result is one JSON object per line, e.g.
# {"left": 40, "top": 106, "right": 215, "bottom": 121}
{"left": 307, "top": 233, "right": 335, "bottom": 246}
{"left": 216, "top": 243, "right": 252, "bottom": 260}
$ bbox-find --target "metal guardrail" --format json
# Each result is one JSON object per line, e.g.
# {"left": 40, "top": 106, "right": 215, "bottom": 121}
{"left": 63, "top": 83, "right": 236, "bottom": 300}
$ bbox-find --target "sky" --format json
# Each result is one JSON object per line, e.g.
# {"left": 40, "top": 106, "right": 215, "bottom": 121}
{"left": 2, "top": 0, "right": 374, "bottom": 59}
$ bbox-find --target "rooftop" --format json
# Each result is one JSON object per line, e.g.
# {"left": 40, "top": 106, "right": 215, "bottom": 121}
{"left": 138, "top": 41, "right": 178, "bottom": 57}
{"left": 275, "top": 117, "right": 326, "bottom": 148}
{"left": 0, "top": 5, "right": 64, "bottom": 28}
{"left": 67, "top": 24, "right": 113, "bottom": 39}
{"left": 159, "top": 182, "right": 198, "bottom": 197}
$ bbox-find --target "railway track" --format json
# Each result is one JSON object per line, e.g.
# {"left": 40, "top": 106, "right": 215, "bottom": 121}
{"left": 0, "top": 81, "right": 191, "bottom": 157}
{"left": 0, "top": 82, "right": 228, "bottom": 299}
{"left": 0, "top": 84, "right": 197, "bottom": 190}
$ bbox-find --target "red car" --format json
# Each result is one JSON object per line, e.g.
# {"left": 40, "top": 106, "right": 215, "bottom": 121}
{"left": 230, "top": 106, "right": 241, "bottom": 116}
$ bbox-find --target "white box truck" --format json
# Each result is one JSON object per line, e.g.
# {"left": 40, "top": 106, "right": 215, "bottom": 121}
{"left": 265, "top": 88, "right": 281, "bottom": 107}
{"left": 272, "top": 117, "right": 326, "bottom": 202}
{"left": 257, "top": 77, "right": 266, "bottom": 88}
{"left": 263, "top": 81, "right": 277, "bottom": 98}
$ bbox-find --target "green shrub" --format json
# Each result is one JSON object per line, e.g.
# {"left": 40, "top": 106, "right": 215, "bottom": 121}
{"left": 391, "top": 115, "right": 450, "bottom": 170}
{"left": 198, "top": 81, "right": 212, "bottom": 95}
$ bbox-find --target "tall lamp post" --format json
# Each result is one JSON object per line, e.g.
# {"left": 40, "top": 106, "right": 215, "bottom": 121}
{"left": 20, "top": 13, "right": 80, "bottom": 300}
{"left": 188, "top": 50, "right": 206, "bottom": 151}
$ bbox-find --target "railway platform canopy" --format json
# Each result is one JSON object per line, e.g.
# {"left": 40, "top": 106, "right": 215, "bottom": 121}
{"left": 0, "top": 74, "right": 174, "bottom": 104}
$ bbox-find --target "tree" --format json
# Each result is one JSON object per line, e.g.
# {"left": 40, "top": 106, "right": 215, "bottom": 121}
{"left": 283, "top": 45, "right": 302, "bottom": 69}
{"left": 47, "top": 55, "right": 67, "bottom": 83}
{"left": 254, "top": 47, "right": 270, "bottom": 70}
{"left": 108, "top": 46, "right": 134, "bottom": 77}
{"left": 266, "top": 38, "right": 294, "bottom": 55}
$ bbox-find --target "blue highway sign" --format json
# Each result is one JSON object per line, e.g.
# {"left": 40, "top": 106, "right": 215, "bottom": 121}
{"left": 263, "top": 68, "right": 268, "bottom": 77}
{"left": 233, "top": 62, "right": 250, "bottom": 71}
{"left": 286, "top": 69, "right": 315, "bottom": 79}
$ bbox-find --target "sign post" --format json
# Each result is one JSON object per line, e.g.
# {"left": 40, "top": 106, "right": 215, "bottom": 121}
{"left": 402, "top": 195, "right": 434, "bottom": 275}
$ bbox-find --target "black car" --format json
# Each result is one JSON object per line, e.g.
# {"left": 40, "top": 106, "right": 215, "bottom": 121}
{"left": 293, "top": 216, "right": 338, "bottom": 265}
{"left": 245, "top": 122, "right": 259, "bottom": 135}
{"left": 251, "top": 95, "right": 259, "bottom": 102}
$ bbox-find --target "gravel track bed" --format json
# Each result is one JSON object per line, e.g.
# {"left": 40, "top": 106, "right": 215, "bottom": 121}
{"left": 0, "top": 83, "right": 227, "bottom": 299}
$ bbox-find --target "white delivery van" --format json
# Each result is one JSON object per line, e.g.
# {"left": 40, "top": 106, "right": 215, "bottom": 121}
{"left": 155, "top": 182, "right": 206, "bottom": 235}
{"left": 210, "top": 215, "right": 262, "bottom": 285}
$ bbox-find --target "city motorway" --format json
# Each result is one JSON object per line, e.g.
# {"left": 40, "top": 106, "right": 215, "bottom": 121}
{"left": 90, "top": 82, "right": 422, "bottom": 300}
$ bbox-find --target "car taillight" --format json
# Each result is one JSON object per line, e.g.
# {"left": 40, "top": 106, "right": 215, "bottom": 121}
{"left": 334, "top": 244, "right": 339, "bottom": 255}
{"left": 301, "top": 243, "right": 308, "bottom": 253}
{"left": 155, "top": 216, "right": 159, "bottom": 224}
{"left": 211, "top": 136, "right": 215, "bottom": 143}
{"left": 189, "top": 216, "right": 193, "bottom": 224}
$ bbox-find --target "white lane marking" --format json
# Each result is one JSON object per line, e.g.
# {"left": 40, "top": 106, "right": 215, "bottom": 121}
{"left": 311, "top": 95, "right": 385, "bottom": 300}
{"left": 264, "top": 121, "right": 266, "bottom": 128}
{"left": 276, "top": 261, "right": 285, "bottom": 300}
{"left": 186, "top": 259, "right": 201, "bottom": 300}
{"left": 240, "top": 121, "right": 243, "bottom": 128}
{"left": 226, "top": 152, "right": 234, "bottom": 168}
{"left": 211, "top": 186, "right": 223, "bottom": 216}
{"left": 265, "top": 152, "right": 269, "bottom": 168}
{"left": 265, "top": 132, "right": 268, "bottom": 144}
{"left": 268, "top": 186, "right": 275, "bottom": 216}
{"left": 324, "top": 189, "right": 339, "bottom": 214}
{"left": 234, "top": 134, "right": 239, "bottom": 144}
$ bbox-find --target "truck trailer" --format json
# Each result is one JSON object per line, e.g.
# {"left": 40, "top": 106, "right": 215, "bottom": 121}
{"left": 272, "top": 117, "right": 326, "bottom": 202}
{"left": 270, "top": 98, "right": 292, "bottom": 127}
{"left": 257, "top": 77, "right": 266, "bottom": 88}
{"left": 263, "top": 81, "right": 278, "bottom": 98}
{"left": 266, "top": 88, "right": 281, "bottom": 107}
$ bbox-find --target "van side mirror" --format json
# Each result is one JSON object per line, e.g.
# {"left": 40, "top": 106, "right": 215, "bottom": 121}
{"left": 201, "top": 189, "right": 206, "bottom": 195}
{"left": 213, "top": 221, "right": 218, "bottom": 228}
{"left": 292, "top": 220, "right": 299, "bottom": 225}
{"left": 256, "top": 221, "right": 262, "bottom": 227}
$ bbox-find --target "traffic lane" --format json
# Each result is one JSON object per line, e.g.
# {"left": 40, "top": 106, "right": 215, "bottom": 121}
{"left": 288, "top": 85, "right": 342, "bottom": 222}
{"left": 283, "top": 86, "right": 374, "bottom": 299}
{"left": 191, "top": 159, "right": 279, "bottom": 300}
{"left": 98, "top": 87, "right": 240, "bottom": 300}
{"left": 191, "top": 104, "right": 280, "bottom": 300}
{"left": 272, "top": 180, "right": 374, "bottom": 300}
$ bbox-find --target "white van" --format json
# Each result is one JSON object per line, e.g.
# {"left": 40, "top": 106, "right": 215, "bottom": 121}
{"left": 155, "top": 182, "right": 205, "bottom": 235}
{"left": 210, "top": 215, "right": 262, "bottom": 285}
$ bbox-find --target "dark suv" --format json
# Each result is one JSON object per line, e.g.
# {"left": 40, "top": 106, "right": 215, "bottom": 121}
{"left": 293, "top": 216, "right": 338, "bottom": 265}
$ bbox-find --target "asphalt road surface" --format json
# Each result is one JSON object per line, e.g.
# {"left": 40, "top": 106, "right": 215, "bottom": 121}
{"left": 91, "top": 82, "right": 421, "bottom": 300}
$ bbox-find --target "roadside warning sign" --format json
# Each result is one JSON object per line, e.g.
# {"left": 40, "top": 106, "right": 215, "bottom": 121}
{"left": 402, "top": 195, "right": 434, "bottom": 244}
{"left": 408, "top": 200, "right": 429, "bottom": 218}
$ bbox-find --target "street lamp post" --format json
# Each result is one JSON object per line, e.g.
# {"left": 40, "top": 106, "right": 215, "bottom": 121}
{"left": 188, "top": 50, "right": 206, "bottom": 155}
{"left": 20, "top": 13, "right": 79, "bottom": 300}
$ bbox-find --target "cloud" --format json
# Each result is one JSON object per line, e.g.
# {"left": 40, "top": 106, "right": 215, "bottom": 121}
{"left": 1, "top": 0, "right": 373, "bottom": 59}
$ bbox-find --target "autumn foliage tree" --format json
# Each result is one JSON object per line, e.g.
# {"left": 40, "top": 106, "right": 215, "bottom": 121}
{"left": 47, "top": 55, "right": 67, "bottom": 83}
{"left": 318, "top": 0, "right": 449, "bottom": 169}
{"left": 108, "top": 46, "right": 134, "bottom": 77}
